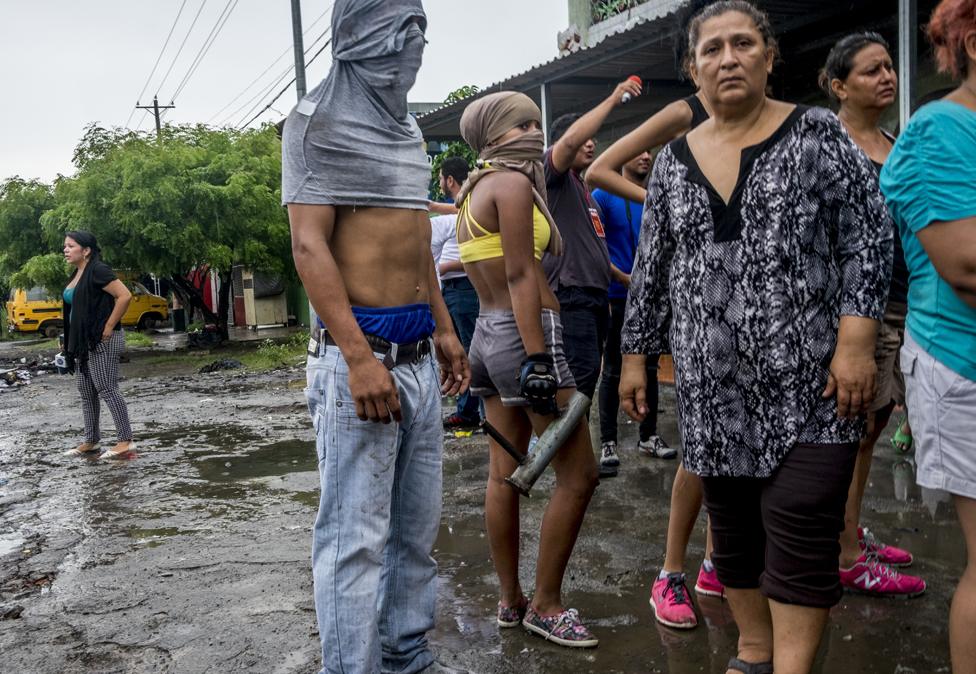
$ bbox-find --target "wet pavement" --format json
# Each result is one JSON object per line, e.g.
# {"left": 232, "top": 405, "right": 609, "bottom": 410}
{"left": 0, "top": 348, "right": 961, "bottom": 673}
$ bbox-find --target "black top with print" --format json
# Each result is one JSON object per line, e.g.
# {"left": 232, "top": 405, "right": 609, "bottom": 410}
{"left": 621, "top": 106, "right": 893, "bottom": 478}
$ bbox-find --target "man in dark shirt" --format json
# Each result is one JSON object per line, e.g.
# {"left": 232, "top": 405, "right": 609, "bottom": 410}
{"left": 543, "top": 78, "right": 641, "bottom": 425}
{"left": 592, "top": 153, "right": 678, "bottom": 471}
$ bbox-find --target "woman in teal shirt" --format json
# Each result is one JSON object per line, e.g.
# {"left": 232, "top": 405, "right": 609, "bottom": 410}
{"left": 879, "top": 1, "right": 976, "bottom": 669}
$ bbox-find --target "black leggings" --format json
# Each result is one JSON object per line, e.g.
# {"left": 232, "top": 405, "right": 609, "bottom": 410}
{"left": 599, "top": 297, "right": 658, "bottom": 443}
{"left": 701, "top": 441, "right": 858, "bottom": 608}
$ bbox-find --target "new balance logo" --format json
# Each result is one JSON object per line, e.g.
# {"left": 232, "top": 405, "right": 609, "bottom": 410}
{"left": 855, "top": 571, "right": 881, "bottom": 590}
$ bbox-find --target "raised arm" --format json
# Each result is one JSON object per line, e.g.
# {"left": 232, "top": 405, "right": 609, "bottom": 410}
{"left": 586, "top": 98, "right": 694, "bottom": 203}
{"left": 549, "top": 78, "right": 642, "bottom": 174}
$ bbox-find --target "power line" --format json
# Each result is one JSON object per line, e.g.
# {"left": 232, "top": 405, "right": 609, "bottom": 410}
{"left": 154, "top": 0, "right": 210, "bottom": 98}
{"left": 125, "top": 0, "right": 189, "bottom": 128}
{"left": 238, "top": 37, "right": 332, "bottom": 130}
{"left": 168, "top": 0, "right": 240, "bottom": 102}
{"left": 206, "top": 4, "right": 332, "bottom": 125}
{"left": 219, "top": 25, "right": 331, "bottom": 128}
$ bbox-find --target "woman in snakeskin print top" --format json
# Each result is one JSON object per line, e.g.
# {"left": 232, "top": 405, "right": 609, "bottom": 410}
{"left": 618, "top": 3, "right": 892, "bottom": 672}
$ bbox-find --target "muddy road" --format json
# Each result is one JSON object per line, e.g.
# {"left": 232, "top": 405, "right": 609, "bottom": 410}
{"left": 0, "top": 345, "right": 961, "bottom": 673}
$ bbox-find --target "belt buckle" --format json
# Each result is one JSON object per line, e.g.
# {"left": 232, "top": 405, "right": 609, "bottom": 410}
{"left": 382, "top": 342, "right": 399, "bottom": 369}
{"left": 307, "top": 328, "right": 323, "bottom": 357}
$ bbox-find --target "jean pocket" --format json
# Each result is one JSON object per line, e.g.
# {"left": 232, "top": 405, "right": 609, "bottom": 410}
{"left": 932, "top": 361, "right": 967, "bottom": 401}
{"left": 304, "top": 387, "right": 326, "bottom": 435}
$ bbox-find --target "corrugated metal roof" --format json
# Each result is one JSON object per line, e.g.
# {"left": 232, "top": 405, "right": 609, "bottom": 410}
{"left": 417, "top": 2, "right": 686, "bottom": 129}
{"left": 417, "top": 0, "right": 907, "bottom": 141}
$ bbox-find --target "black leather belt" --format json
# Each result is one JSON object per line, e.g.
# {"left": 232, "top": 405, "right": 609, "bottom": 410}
{"left": 308, "top": 328, "right": 432, "bottom": 369}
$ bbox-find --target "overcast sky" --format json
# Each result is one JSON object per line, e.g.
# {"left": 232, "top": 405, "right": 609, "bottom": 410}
{"left": 0, "top": 0, "right": 568, "bottom": 183}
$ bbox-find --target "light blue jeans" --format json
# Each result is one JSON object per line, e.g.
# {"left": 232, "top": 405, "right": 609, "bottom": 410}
{"left": 306, "top": 345, "right": 442, "bottom": 674}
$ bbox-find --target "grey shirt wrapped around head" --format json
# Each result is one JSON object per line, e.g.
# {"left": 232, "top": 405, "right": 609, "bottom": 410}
{"left": 281, "top": 0, "right": 430, "bottom": 210}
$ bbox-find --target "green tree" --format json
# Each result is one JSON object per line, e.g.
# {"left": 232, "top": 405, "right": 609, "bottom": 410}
{"left": 0, "top": 177, "right": 57, "bottom": 299}
{"left": 40, "top": 123, "right": 292, "bottom": 339}
{"left": 9, "top": 253, "right": 69, "bottom": 298}
{"left": 443, "top": 84, "right": 480, "bottom": 105}
{"left": 429, "top": 85, "right": 480, "bottom": 200}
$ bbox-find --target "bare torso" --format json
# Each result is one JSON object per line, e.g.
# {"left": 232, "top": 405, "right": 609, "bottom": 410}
{"left": 330, "top": 206, "right": 432, "bottom": 307}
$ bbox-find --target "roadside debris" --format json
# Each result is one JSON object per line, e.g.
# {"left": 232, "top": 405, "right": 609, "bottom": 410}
{"left": 0, "top": 369, "right": 31, "bottom": 389}
{"left": 199, "top": 359, "right": 243, "bottom": 374}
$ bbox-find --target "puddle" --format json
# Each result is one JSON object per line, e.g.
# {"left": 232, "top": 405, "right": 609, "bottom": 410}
{"left": 127, "top": 526, "right": 196, "bottom": 548}
{"left": 145, "top": 424, "right": 263, "bottom": 450}
{"left": 190, "top": 440, "right": 317, "bottom": 483}
{"left": 0, "top": 533, "right": 26, "bottom": 557}
{"left": 289, "top": 491, "right": 320, "bottom": 509}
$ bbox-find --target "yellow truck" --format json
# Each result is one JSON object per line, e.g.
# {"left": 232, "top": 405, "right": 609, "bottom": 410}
{"left": 5, "top": 283, "right": 169, "bottom": 337}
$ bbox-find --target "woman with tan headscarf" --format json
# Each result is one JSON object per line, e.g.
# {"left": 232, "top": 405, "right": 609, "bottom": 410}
{"left": 457, "top": 91, "right": 600, "bottom": 648}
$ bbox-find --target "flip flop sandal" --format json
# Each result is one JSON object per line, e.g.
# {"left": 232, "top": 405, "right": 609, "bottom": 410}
{"left": 99, "top": 442, "right": 136, "bottom": 460}
{"left": 728, "top": 657, "right": 773, "bottom": 674}
{"left": 890, "top": 418, "right": 913, "bottom": 453}
{"left": 63, "top": 443, "right": 100, "bottom": 457}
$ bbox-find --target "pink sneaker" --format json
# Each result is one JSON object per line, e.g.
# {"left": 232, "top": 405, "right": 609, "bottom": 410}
{"left": 694, "top": 564, "right": 725, "bottom": 598}
{"left": 650, "top": 572, "right": 698, "bottom": 629}
{"left": 839, "top": 553, "right": 926, "bottom": 598}
{"left": 859, "top": 526, "right": 913, "bottom": 567}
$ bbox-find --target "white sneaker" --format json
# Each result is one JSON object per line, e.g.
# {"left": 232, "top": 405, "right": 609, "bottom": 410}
{"left": 600, "top": 441, "right": 620, "bottom": 467}
{"left": 638, "top": 436, "right": 677, "bottom": 459}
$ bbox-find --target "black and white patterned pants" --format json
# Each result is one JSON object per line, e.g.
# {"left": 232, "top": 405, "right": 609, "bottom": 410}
{"left": 76, "top": 330, "right": 132, "bottom": 443}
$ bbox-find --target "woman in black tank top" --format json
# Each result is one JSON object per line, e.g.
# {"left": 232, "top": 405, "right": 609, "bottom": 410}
{"left": 820, "top": 32, "right": 926, "bottom": 598}
{"left": 587, "top": 88, "right": 720, "bottom": 632}
{"left": 683, "top": 93, "right": 710, "bottom": 128}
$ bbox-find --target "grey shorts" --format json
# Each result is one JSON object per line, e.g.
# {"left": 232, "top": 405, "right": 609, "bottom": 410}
{"left": 469, "top": 309, "right": 576, "bottom": 407}
{"left": 870, "top": 301, "right": 907, "bottom": 412}
{"left": 902, "top": 332, "right": 976, "bottom": 499}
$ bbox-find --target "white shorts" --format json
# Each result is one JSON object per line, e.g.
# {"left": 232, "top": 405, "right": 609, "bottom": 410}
{"left": 901, "top": 332, "right": 976, "bottom": 499}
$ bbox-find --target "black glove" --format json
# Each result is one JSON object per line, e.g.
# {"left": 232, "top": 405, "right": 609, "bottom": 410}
{"left": 518, "top": 352, "right": 559, "bottom": 416}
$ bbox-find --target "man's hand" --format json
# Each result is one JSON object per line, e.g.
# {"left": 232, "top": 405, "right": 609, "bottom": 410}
{"left": 823, "top": 349, "right": 877, "bottom": 419}
{"left": 434, "top": 332, "right": 470, "bottom": 396}
{"left": 347, "top": 355, "right": 402, "bottom": 423}
{"left": 619, "top": 354, "right": 648, "bottom": 421}
{"left": 102, "top": 327, "right": 114, "bottom": 342}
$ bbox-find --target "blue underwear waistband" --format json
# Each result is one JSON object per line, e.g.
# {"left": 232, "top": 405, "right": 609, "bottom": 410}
{"left": 317, "top": 303, "right": 435, "bottom": 344}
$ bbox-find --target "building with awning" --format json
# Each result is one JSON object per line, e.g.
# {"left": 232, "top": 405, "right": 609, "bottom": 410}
{"left": 417, "top": 0, "right": 948, "bottom": 150}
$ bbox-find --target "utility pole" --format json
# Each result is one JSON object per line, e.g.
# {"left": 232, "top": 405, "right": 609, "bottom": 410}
{"left": 290, "top": 0, "right": 317, "bottom": 329}
{"left": 290, "top": 0, "right": 307, "bottom": 100}
{"left": 135, "top": 96, "right": 175, "bottom": 139}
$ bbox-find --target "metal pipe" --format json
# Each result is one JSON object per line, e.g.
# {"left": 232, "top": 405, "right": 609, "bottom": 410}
{"left": 481, "top": 419, "right": 526, "bottom": 465}
{"left": 898, "top": 0, "right": 917, "bottom": 129}
{"left": 506, "top": 392, "right": 591, "bottom": 497}
{"left": 540, "top": 82, "right": 552, "bottom": 146}
{"left": 290, "top": 0, "right": 308, "bottom": 100}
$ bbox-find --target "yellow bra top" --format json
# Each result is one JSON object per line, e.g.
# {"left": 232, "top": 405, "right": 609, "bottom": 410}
{"left": 456, "top": 194, "right": 551, "bottom": 263}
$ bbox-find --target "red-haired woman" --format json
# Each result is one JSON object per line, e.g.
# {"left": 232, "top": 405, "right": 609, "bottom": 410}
{"left": 880, "top": 1, "right": 976, "bottom": 670}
